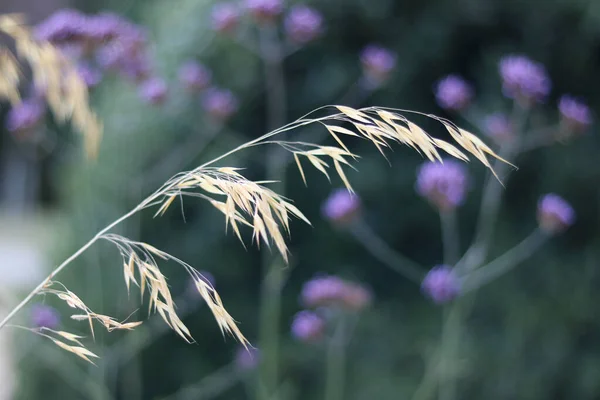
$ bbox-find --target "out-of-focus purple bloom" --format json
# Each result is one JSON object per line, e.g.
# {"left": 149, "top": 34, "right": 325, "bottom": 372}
{"left": 83, "top": 12, "right": 128, "bottom": 43}
{"left": 435, "top": 75, "right": 473, "bottom": 111}
{"left": 559, "top": 95, "right": 592, "bottom": 132}
{"left": 537, "top": 193, "right": 575, "bottom": 234}
{"left": 246, "top": 0, "right": 283, "bottom": 22}
{"left": 5, "top": 99, "right": 45, "bottom": 134}
{"left": 483, "top": 113, "right": 513, "bottom": 143}
{"left": 301, "top": 275, "right": 371, "bottom": 311}
{"left": 321, "top": 189, "right": 360, "bottom": 224}
{"left": 284, "top": 5, "right": 323, "bottom": 44}
{"left": 422, "top": 265, "right": 460, "bottom": 304}
{"left": 178, "top": 61, "right": 211, "bottom": 92}
{"left": 77, "top": 63, "right": 102, "bottom": 88}
{"left": 138, "top": 77, "right": 168, "bottom": 105}
{"left": 35, "top": 9, "right": 88, "bottom": 44}
{"left": 416, "top": 160, "right": 469, "bottom": 211}
{"left": 31, "top": 304, "right": 60, "bottom": 329}
{"left": 291, "top": 310, "right": 325, "bottom": 342}
{"left": 499, "top": 55, "right": 551, "bottom": 104}
{"left": 202, "top": 88, "right": 239, "bottom": 120}
{"left": 341, "top": 282, "right": 372, "bottom": 311}
{"left": 360, "top": 45, "right": 397, "bottom": 86}
{"left": 235, "top": 346, "right": 260, "bottom": 370}
{"left": 211, "top": 3, "right": 240, "bottom": 33}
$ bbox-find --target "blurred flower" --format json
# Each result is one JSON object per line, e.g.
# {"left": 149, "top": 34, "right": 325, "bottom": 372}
{"left": 5, "top": 99, "right": 45, "bottom": 134}
{"left": 537, "top": 194, "right": 575, "bottom": 234}
{"left": 340, "top": 282, "right": 372, "bottom": 311}
{"left": 291, "top": 310, "right": 325, "bottom": 342}
{"left": 321, "top": 189, "right": 360, "bottom": 224}
{"left": 245, "top": 0, "right": 283, "bottom": 22}
{"left": 284, "top": 5, "right": 323, "bottom": 44}
{"left": 211, "top": 2, "right": 240, "bottom": 33}
{"left": 360, "top": 45, "right": 397, "bottom": 86}
{"left": 422, "top": 265, "right": 460, "bottom": 304}
{"left": 235, "top": 346, "right": 260, "bottom": 370}
{"left": 483, "top": 113, "right": 513, "bottom": 143}
{"left": 499, "top": 55, "right": 550, "bottom": 104}
{"left": 416, "top": 160, "right": 469, "bottom": 211}
{"left": 84, "top": 12, "right": 128, "bottom": 43}
{"left": 138, "top": 77, "right": 168, "bottom": 105}
{"left": 35, "top": 9, "right": 88, "bottom": 44}
{"left": 559, "top": 95, "right": 592, "bottom": 133}
{"left": 301, "top": 275, "right": 371, "bottom": 311}
{"left": 202, "top": 88, "right": 239, "bottom": 120}
{"left": 435, "top": 75, "right": 473, "bottom": 111}
{"left": 31, "top": 304, "right": 60, "bottom": 329}
{"left": 77, "top": 63, "right": 103, "bottom": 88}
{"left": 178, "top": 61, "right": 211, "bottom": 92}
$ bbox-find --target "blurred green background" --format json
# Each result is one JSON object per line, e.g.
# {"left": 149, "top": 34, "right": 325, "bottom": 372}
{"left": 1, "top": 0, "right": 600, "bottom": 399}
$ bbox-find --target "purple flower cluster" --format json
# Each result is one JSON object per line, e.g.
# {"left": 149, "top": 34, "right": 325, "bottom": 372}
{"left": 5, "top": 99, "right": 45, "bottom": 135}
{"left": 558, "top": 95, "right": 592, "bottom": 133}
{"left": 321, "top": 189, "right": 361, "bottom": 224}
{"left": 77, "top": 63, "right": 103, "bottom": 88}
{"left": 301, "top": 275, "right": 372, "bottom": 311}
{"left": 284, "top": 5, "right": 323, "bottom": 44}
{"left": 499, "top": 55, "right": 551, "bottom": 104}
{"left": 483, "top": 113, "right": 513, "bottom": 143}
{"left": 416, "top": 160, "right": 469, "bottom": 211}
{"left": 291, "top": 310, "right": 325, "bottom": 342}
{"left": 537, "top": 194, "right": 575, "bottom": 234}
{"left": 435, "top": 75, "right": 473, "bottom": 111}
{"left": 202, "top": 88, "right": 239, "bottom": 120}
{"left": 245, "top": 0, "right": 283, "bottom": 22}
{"left": 138, "top": 77, "right": 168, "bottom": 105}
{"left": 211, "top": 3, "right": 240, "bottom": 34}
{"left": 178, "top": 61, "right": 212, "bottom": 92}
{"left": 360, "top": 45, "right": 397, "bottom": 86}
{"left": 31, "top": 304, "right": 60, "bottom": 329}
{"left": 421, "top": 265, "right": 461, "bottom": 304}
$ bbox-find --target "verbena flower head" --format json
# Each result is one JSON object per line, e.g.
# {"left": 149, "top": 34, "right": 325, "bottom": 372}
{"left": 483, "top": 113, "right": 513, "bottom": 143}
{"left": 559, "top": 95, "right": 592, "bottom": 133}
{"left": 499, "top": 55, "right": 551, "bottom": 104}
{"left": 31, "top": 304, "right": 60, "bottom": 329}
{"left": 537, "top": 193, "right": 575, "bottom": 234}
{"left": 77, "top": 63, "right": 103, "bottom": 88}
{"left": 416, "top": 160, "right": 469, "bottom": 211}
{"left": 202, "top": 88, "right": 239, "bottom": 120}
{"left": 246, "top": 0, "right": 283, "bottom": 22}
{"left": 422, "top": 265, "right": 460, "bottom": 304}
{"left": 341, "top": 282, "right": 372, "bottom": 311}
{"left": 321, "top": 189, "right": 360, "bottom": 224}
{"left": 211, "top": 2, "right": 240, "bottom": 33}
{"left": 235, "top": 346, "right": 260, "bottom": 370}
{"left": 284, "top": 5, "right": 323, "bottom": 44}
{"left": 301, "top": 275, "right": 371, "bottom": 311}
{"left": 84, "top": 12, "right": 128, "bottom": 43}
{"left": 138, "top": 77, "right": 168, "bottom": 105}
{"left": 360, "top": 45, "right": 397, "bottom": 86}
{"left": 35, "top": 9, "right": 88, "bottom": 44}
{"left": 6, "top": 99, "right": 45, "bottom": 134}
{"left": 291, "top": 310, "right": 325, "bottom": 342}
{"left": 435, "top": 75, "right": 473, "bottom": 111}
{"left": 178, "top": 61, "right": 211, "bottom": 91}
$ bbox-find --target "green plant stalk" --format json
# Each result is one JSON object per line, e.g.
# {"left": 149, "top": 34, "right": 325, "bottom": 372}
{"left": 324, "top": 316, "right": 347, "bottom": 400}
{"left": 257, "top": 22, "right": 288, "bottom": 400}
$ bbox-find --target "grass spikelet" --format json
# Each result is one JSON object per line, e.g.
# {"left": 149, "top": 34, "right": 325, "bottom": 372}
{"left": 0, "top": 13, "right": 102, "bottom": 158}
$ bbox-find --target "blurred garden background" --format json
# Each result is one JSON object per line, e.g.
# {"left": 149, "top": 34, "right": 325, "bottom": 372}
{"left": 0, "top": 0, "right": 599, "bottom": 399}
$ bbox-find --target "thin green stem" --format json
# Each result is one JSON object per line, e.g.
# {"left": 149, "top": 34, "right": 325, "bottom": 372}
{"left": 324, "top": 316, "right": 347, "bottom": 400}
{"left": 349, "top": 219, "right": 425, "bottom": 283}
{"left": 440, "top": 211, "right": 459, "bottom": 266}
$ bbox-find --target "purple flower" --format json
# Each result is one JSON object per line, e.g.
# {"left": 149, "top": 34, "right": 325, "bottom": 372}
{"left": 5, "top": 99, "right": 45, "bottom": 134}
{"left": 138, "top": 77, "right": 168, "bottom": 105}
{"left": 202, "top": 88, "right": 239, "bottom": 120}
{"left": 245, "top": 0, "right": 283, "bottom": 22}
{"left": 83, "top": 12, "right": 128, "bottom": 43}
{"left": 235, "top": 346, "right": 260, "bottom": 370}
{"left": 416, "top": 160, "right": 469, "bottom": 211}
{"left": 321, "top": 189, "right": 361, "bottom": 224}
{"left": 301, "top": 275, "right": 347, "bottom": 308}
{"left": 284, "top": 5, "right": 323, "bottom": 44}
{"left": 422, "top": 265, "right": 460, "bottom": 304}
{"left": 499, "top": 55, "right": 551, "bottom": 104}
{"left": 360, "top": 45, "right": 397, "bottom": 85}
{"left": 211, "top": 3, "right": 240, "bottom": 33}
{"left": 291, "top": 310, "right": 325, "bottom": 342}
{"left": 35, "top": 9, "right": 88, "bottom": 44}
{"left": 537, "top": 194, "right": 575, "bottom": 234}
{"left": 31, "top": 304, "right": 60, "bottom": 329}
{"left": 340, "top": 282, "right": 372, "bottom": 311}
{"left": 559, "top": 95, "right": 592, "bottom": 132}
{"left": 77, "top": 63, "right": 102, "bottom": 88}
{"left": 435, "top": 75, "right": 473, "bottom": 111}
{"left": 483, "top": 113, "right": 513, "bottom": 143}
{"left": 178, "top": 61, "right": 211, "bottom": 91}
